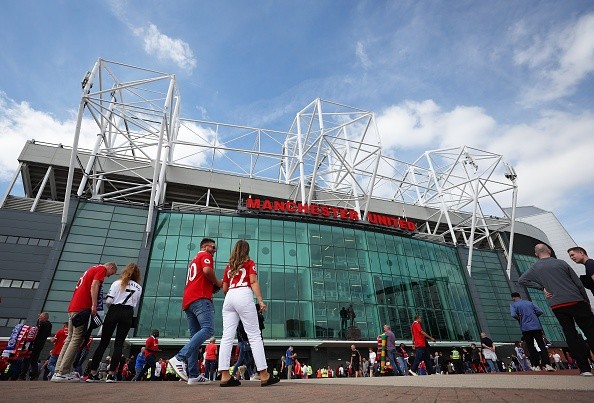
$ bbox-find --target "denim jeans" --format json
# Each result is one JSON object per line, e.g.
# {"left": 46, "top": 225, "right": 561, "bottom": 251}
{"left": 232, "top": 341, "right": 253, "bottom": 379}
{"left": 73, "top": 348, "right": 89, "bottom": 376}
{"left": 396, "top": 356, "right": 408, "bottom": 375}
{"left": 486, "top": 359, "right": 498, "bottom": 373}
{"left": 177, "top": 298, "right": 214, "bottom": 378}
{"left": 47, "top": 354, "right": 59, "bottom": 379}
{"left": 519, "top": 357, "right": 531, "bottom": 371}
{"left": 386, "top": 349, "right": 400, "bottom": 375}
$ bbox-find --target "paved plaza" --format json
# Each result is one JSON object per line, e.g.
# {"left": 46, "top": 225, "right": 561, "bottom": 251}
{"left": 6, "top": 371, "right": 594, "bottom": 402}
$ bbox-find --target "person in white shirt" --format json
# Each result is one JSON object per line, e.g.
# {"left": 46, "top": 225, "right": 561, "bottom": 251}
{"left": 368, "top": 347, "right": 376, "bottom": 377}
{"left": 301, "top": 363, "right": 308, "bottom": 379}
{"left": 87, "top": 263, "right": 143, "bottom": 382}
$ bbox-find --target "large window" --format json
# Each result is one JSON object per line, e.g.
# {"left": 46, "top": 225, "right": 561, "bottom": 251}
{"left": 140, "top": 212, "right": 480, "bottom": 341}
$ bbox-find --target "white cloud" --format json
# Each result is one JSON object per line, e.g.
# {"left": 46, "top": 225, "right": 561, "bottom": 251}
{"left": 375, "top": 100, "right": 495, "bottom": 151}
{"left": 374, "top": 98, "right": 594, "bottom": 212}
{"left": 0, "top": 93, "right": 228, "bottom": 184}
{"left": 106, "top": 1, "right": 197, "bottom": 73}
{"left": 514, "top": 13, "right": 594, "bottom": 104}
{"left": 356, "top": 41, "right": 372, "bottom": 70}
{"left": 0, "top": 93, "right": 96, "bottom": 181}
{"left": 133, "top": 24, "right": 197, "bottom": 72}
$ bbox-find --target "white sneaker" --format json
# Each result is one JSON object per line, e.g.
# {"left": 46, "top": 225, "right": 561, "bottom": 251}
{"left": 50, "top": 373, "right": 68, "bottom": 382}
{"left": 545, "top": 364, "right": 555, "bottom": 372}
{"left": 168, "top": 356, "right": 188, "bottom": 381}
{"left": 532, "top": 366, "right": 541, "bottom": 371}
{"left": 580, "top": 371, "right": 593, "bottom": 377}
{"left": 66, "top": 372, "right": 81, "bottom": 382}
{"left": 408, "top": 369, "right": 418, "bottom": 376}
{"left": 187, "top": 374, "right": 211, "bottom": 385}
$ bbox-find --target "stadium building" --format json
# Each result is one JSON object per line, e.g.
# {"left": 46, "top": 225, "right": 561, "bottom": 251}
{"left": 0, "top": 60, "right": 578, "bottom": 368}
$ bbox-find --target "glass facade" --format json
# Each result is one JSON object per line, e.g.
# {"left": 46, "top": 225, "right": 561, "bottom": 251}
{"left": 458, "top": 248, "right": 522, "bottom": 343}
{"left": 139, "top": 212, "right": 480, "bottom": 342}
{"left": 43, "top": 201, "right": 147, "bottom": 323}
{"left": 514, "top": 254, "right": 565, "bottom": 342}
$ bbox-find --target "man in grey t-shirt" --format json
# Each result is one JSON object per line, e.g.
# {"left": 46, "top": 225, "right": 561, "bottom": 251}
{"left": 519, "top": 244, "right": 594, "bottom": 376}
{"left": 383, "top": 324, "right": 402, "bottom": 375}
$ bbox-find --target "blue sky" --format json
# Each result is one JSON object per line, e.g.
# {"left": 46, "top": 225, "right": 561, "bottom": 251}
{"left": 1, "top": 1, "right": 594, "bottom": 254}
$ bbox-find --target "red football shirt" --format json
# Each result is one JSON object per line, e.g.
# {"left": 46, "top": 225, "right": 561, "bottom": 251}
{"left": 205, "top": 343, "right": 218, "bottom": 361}
{"left": 182, "top": 251, "right": 215, "bottom": 310}
{"left": 223, "top": 260, "right": 257, "bottom": 289}
{"left": 68, "top": 265, "right": 107, "bottom": 312}
{"left": 145, "top": 335, "right": 159, "bottom": 357}
{"left": 411, "top": 320, "right": 427, "bottom": 348}
{"left": 50, "top": 327, "right": 68, "bottom": 355}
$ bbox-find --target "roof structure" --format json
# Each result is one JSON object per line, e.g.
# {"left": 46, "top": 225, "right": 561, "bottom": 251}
{"left": 2, "top": 59, "right": 521, "bottom": 276}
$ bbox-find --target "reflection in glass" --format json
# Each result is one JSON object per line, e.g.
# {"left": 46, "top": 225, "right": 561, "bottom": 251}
{"left": 141, "top": 212, "right": 480, "bottom": 342}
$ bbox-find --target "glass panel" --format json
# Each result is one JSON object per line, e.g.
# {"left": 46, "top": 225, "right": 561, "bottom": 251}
{"left": 135, "top": 210, "right": 483, "bottom": 342}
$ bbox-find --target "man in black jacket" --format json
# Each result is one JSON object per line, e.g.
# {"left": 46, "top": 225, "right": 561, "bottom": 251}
{"left": 19, "top": 312, "right": 52, "bottom": 380}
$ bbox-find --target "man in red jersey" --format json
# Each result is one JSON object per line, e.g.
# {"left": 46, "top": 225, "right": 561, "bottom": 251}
{"left": 408, "top": 314, "right": 436, "bottom": 376}
{"left": 169, "top": 238, "right": 222, "bottom": 385}
{"left": 51, "top": 262, "right": 117, "bottom": 382}
{"left": 133, "top": 329, "right": 161, "bottom": 381}
{"left": 47, "top": 322, "right": 68, "bottom": 379}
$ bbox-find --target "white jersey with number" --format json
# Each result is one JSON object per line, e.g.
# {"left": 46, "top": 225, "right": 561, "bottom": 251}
{"left": 105, "top": 279, "right": 142, "bottom": 308}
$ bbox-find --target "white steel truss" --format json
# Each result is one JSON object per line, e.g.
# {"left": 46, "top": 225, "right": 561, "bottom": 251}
{"left": 59, "top": 60, "right": 518, "bottom": 275}
{"left": 61, "top": 59, "right": 181, "bottom": 242}
{"left": 393, "top": 147, "right": 518, "bottom": 275}
{"left": 282, "top": 98, "right": 383, "bottom": 219}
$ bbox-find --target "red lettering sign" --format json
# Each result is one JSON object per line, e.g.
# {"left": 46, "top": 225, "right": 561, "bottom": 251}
{"left": 245, "top": 198, "right": 416, "bottom": 231}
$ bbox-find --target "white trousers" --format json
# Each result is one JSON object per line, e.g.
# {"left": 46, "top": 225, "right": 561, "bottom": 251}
{"left": 218, "top": 287, "right": 267, "bottom": 371}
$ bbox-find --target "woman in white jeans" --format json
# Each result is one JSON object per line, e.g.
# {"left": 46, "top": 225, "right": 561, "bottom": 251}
{"left": 218, "top": 240, "right": 280, "bottom": 387}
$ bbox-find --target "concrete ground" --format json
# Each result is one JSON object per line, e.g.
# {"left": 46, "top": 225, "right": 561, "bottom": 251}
{"left": 6, "top": 370, "right": 594, "bottom": 402}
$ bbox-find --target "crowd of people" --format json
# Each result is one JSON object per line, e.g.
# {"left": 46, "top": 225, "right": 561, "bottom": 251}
{"left": 3, "top": 241, "right": 594, "bottom": 382}
{"left": 2, "top": 238, "right": 280, "bottom": 387}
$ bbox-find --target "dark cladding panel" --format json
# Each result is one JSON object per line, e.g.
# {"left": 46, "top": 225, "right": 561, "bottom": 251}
{"left": 0, "top": 209, "right": 60, "bottom": 336}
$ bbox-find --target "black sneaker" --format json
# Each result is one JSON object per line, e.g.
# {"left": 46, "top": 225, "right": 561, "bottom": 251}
{"left": 105, "top": 374, "right": 117, "bottom": 383}
{"left": 86, "top": 373, "right": 100, "bottom": 383}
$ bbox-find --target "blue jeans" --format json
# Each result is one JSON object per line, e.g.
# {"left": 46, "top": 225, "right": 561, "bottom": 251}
{"left": 386, "top": 350, "right": 401, "bottom": 375}
{"left": 73, "top": 348, "right": 89, "bottom": 376}
{"left": 397, "top": 356, "right": 408, "bottom": 375}
{"left": 486, "top": 359, "right": 498, "bottom": 373}
{"left": 232, "top": 341, "right": 253, "bottom": 379}
{"left": 177, "top": 299, "right": 215, "bottom": 378}
{"left": 47, "top": 354, "right": 59, "bottom": 379}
